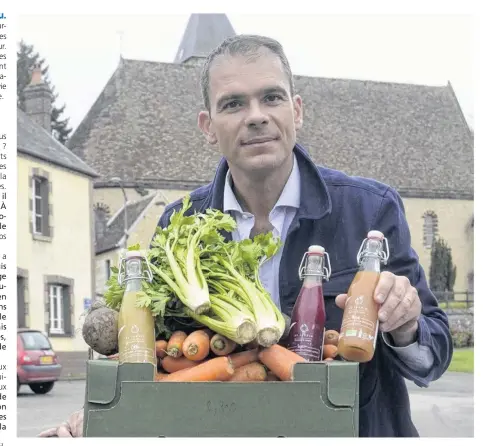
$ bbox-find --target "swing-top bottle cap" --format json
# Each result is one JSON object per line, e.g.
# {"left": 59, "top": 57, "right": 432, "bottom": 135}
{"left": 125, "top": 250, "right": 142, "bottom": 258}
{"left": 308, "top": 245, "right": 326, "bottom": 255}
{"left": 367, "top": 230, "right": 384, "bottom": 240}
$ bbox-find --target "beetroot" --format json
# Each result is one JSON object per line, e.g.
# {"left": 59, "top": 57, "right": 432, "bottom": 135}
{"left": 82, "top": 301, "right": 119, "bottom": 356}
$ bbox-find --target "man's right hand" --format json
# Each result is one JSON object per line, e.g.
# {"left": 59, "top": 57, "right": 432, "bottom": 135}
{"left": 37, "top": 409, "right": 84, "bottom": 437}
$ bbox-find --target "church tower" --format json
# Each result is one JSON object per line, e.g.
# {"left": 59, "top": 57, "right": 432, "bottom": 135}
{"left": 174, "top": 14, "right": 236, "bottom": 66}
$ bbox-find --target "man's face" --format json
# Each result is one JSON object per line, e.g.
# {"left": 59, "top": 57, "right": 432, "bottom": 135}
{"left": 198, "top": 49, "right": 303, "bottom": 176}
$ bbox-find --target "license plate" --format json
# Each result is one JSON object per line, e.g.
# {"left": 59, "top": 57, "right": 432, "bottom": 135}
{"left": 40, "top": 356, "right": 53, "bottom": 364}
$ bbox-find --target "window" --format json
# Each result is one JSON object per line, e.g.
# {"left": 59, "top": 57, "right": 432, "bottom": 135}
{"left": 44, "top": 275, "right": 74, "bottom": 337}
{"left": 31, "top": 175, "right": 51, "bottom": 237}
{"left": 49, "top": 284, "right": 64, "bottom": 334}
{"left": 32, "top": 177, "right": 44, "bottom": 234}
{"left": 422, "top": 211, "right": 438, "bottom": 248}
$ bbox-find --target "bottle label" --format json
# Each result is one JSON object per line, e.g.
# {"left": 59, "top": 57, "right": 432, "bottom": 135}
{"left": 118, "top": 323, "right": 156, "bottom": 365}
{"left": 287, "top": 322, "right": 324, "bottom": 361}
{"left": 339, "top": 292, "right": 378, "bottom": 344}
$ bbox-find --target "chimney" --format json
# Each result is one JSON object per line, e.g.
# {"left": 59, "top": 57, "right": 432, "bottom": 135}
{"left": 94, "top": 204, "right": 110, "bottom": 245}
{"left": 23, "top": 64, "right": 52, "bottom": 133}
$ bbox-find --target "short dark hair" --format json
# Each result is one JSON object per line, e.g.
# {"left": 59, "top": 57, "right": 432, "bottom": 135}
{"left": 200, "top": 34, "right": 295, "bottom": 111}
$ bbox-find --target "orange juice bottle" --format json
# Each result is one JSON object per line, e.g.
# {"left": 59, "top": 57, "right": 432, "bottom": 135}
{"left": 117, "top": 250, "right": 156, "bottom": 372}
{"left": 337, "top": 230, "right": 389, "bottom": 363}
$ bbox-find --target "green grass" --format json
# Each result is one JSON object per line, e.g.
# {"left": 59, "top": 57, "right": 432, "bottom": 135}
{"left": 448, "top": 348, "right": 474, "bottom": 373}
{"left": 439, "top": 301, "right": 471, "bottom": 310}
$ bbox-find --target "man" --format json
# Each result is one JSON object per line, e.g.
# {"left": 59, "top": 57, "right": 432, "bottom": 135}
{"left": 39, "top": 34, "right": 452, "bottom": 438}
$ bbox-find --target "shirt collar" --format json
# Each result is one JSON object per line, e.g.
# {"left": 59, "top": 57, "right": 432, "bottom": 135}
{"left": 200, "top": 143, "right": 332, "bottom": 222}
{"left": 223, "top": 154, "right": 301, "bottom": 214}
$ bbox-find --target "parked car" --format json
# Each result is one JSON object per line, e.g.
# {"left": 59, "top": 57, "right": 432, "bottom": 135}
{"left": 17, "top": 328, "right": 62, "bottom": 394}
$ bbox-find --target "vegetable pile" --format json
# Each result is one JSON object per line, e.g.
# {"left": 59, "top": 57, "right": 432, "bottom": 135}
{"left": 107, "top": 330, "right": 307, "bottom": 382}
{"left": 155, "top": 332, "right": 307, "bottom": 382}
{"left": 103, "top": 196, "right": 286, "bottom": 348}
{"left": 103, "top": 327, "right": 341, "bottom": 382}
{"left": 94, "top": 196, "right": 343, "bottom": 383}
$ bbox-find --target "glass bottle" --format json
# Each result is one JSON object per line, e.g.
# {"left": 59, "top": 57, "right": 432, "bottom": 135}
{"left": 117, "top": 250, "right": 157, "bottom": 370}
{"left": 286, "top": 245, "right": 331, "bottom": 361}
{"left": 337, "top": 230, "right": 389, "bottom": 363}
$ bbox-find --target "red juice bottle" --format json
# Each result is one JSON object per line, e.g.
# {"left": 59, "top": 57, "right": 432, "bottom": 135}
{"left": 286, "top": 245, "right": 331, "bottom": 361}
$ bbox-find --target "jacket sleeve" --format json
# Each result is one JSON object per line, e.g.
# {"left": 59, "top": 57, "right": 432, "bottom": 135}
{"left": 373, "top": 186, "right": 453, "bottom": 388}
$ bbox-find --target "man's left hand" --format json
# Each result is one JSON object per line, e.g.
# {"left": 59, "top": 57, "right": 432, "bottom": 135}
{"left": 335, "top": 271, "right": 422, "bottom": 345}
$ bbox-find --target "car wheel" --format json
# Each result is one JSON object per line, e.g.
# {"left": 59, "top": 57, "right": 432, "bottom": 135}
{"left": 17, "top": 377, "right": 20, "bottom": 394}
{"left": 29, "top": 382, "right": 55, "bottom": 394}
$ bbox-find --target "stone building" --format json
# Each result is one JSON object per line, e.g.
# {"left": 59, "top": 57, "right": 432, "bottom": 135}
{"left": 66, "top": 14, "right": 473, "bottom": 299}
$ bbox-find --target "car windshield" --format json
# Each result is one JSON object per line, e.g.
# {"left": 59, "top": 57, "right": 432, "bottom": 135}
{"left": 20, "top": 332, "right": 52, "bottom": 350}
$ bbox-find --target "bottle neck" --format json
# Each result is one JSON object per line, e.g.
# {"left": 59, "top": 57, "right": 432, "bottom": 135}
{"left": 302, "top": 255, "right": 324, "bottom": 286}
{"left": 358, "top": 238, "right": 383, "bottom": 273}
{"left": 123, "top": 257, "right": 144, "bottom": 293}
{"left": 125, "top": 278, "right": 142, "bottom": 293}
{"left": 359, "top": 255, "right": 381, "bottom": 273}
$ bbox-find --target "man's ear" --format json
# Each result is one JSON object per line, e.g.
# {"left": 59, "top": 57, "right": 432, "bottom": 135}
{"left": 293, "top": 94, "right": 303, "bottom": 130}
{"left": 198, "top": 111, "right": 218, "bottom": 145}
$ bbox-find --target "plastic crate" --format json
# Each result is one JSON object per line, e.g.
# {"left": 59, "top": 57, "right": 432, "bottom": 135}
{"left": 83, "top": 359, "right": 359, "bottom": 437}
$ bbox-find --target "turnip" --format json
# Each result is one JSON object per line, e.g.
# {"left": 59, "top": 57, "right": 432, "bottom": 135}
{"left": 82, "top": 301, "right": 119, "bottom": 356}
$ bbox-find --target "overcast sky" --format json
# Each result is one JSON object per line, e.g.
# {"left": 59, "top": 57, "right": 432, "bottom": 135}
{"left": 17, "top": 14, "right": 474, "bottom": 133}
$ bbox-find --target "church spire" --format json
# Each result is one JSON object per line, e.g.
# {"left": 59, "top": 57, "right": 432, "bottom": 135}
{"left": 174, "top": 13, "right": 236, "bottom": 64}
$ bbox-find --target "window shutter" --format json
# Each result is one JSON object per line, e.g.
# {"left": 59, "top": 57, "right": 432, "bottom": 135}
{"left": 62, "top": 286, "right": 72, "bottom": 336}
{"left": 45, "top": 283, "right": 50, "bottom": 335}
{"left": 17, "top": 277, "right": 26, "bottom": 328}
{"left": 41, "top": 180, "right": 50, "bottom": 236}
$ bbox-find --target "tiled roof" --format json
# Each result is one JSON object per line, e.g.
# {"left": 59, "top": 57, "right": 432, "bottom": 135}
{"left": 68, "top": 59, "right": 473, "bottom": 199}
{"left": 17, "top": 108, "right": 98, "bottom": 178}
{"left": 95, "top": 194, "right": 155, "bottom": 254}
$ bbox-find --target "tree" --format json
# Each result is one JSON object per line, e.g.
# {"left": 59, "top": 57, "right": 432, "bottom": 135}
{"left": 429, "top": 237, "right": 457, "bottom": 296}
{"left": 17, "top": 40, "right": 73, "bottom": 145}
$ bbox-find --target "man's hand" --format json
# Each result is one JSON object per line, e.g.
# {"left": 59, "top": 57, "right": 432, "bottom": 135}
{"left": 335, "top": 271, "right": 422, "bottom": 346}
{"left": 37, "top": 409, "right": 84, "bottom": 437}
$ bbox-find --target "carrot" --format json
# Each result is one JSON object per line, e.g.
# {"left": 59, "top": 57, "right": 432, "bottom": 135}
{"left": 210, "top": 334, "right": 237, "bottom": 356}
{"left": 228, "top": 362, "right": 267, "bottom": 382}
{"left": 324, "top": 330, "right": 340, "bottom": 347}
{"left": 156, "top": 340, "right": 168, "bottom": 358}
{"left": 161, "top": 356, "right": 235, "bottom": 382}
{"left": 161, "top": 356, "right": 202, "bottom": 373}
{"left": 323, "top": 344, "right": 338, "bottom": 359}
{"left": 228, "top": 349, "right": 259, "bottom": 368}
{"left": 167, "top": 331, "right": 188, "bottom": 358}
{"left": 258, "top": 344, "right": 306, "bottom": 381}
{"left": 182, "top": 329, "right": 211, "bottom": 361}
{"left": 155, "top": 372, "right": 169, "bottom": 381}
